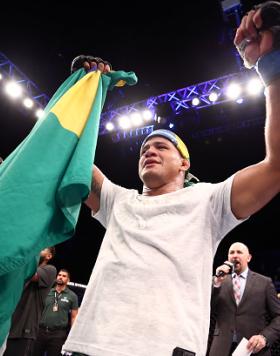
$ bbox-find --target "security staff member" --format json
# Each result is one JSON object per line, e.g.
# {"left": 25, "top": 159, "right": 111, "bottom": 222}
{"left": 33, "top": 269, "right": 79, "bottom": 356}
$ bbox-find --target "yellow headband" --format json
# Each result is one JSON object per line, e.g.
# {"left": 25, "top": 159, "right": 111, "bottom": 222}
{"left": 141, "top": 129, "right": 189, "bottom": 160}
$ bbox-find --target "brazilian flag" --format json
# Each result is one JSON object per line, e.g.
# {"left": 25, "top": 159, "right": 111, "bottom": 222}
{"left": 0, "top": 68, "right": 137, "bottom": 346}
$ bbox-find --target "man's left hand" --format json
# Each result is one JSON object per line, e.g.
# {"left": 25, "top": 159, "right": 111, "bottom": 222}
{"left": 247, "top": 334, "right": 267, "bottom": 354}
{"left": 234, "top": 6, "right": 274, "bottom": 68}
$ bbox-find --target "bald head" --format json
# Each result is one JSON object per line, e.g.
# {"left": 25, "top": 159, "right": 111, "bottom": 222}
{"left": 228, "top": 242, "right": 252, "bottom": 274}
{"left": 229, "top": 242, "right": 249, "bottom": 254}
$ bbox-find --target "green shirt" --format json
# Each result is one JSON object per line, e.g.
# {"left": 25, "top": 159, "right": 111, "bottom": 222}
{"left": 39, "top": 287, "right": 78, "bottom": 329}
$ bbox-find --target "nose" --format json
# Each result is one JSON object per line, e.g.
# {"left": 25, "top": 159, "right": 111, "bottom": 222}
{"left": 144, "top": 146, "right": 157, "bottom": 157}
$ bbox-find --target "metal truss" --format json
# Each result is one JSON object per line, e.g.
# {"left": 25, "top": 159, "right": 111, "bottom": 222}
{"left": 0, "top": 51, "right": 262, "bottom": 142}
{"left": 100, "top": 69, "right": 261, "bottom": 137}
{"left": 110, "top": 125, "right": 154, "bottom": 143}
{"left": 0, "top": 51, "right": 50, "bottom": 109}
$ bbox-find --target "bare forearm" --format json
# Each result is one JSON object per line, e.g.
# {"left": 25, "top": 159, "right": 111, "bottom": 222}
{"left": 265, "top": 78, "right": 280, "bottom": 168}
{"left": 71, "top": 311, "right": 78, "bottom": 326}
{"left": 85, "top": 165, "right": 105, "bottom": 213}
{"left": 91, "top": 167, "right": 103, "bottom": 198}
{"left": 231, "top": 76, "right": 280, "bottom": 219}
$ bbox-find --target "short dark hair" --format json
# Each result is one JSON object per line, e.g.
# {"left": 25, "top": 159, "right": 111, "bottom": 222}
{"left": 59, "top": 268, "right": 70, "bottom": 279}
{"left": 47, "top": 246, "right": 56, "bottom": 258}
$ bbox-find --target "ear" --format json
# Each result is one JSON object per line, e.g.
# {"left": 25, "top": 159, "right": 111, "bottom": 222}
{"left": 247, "top": 254, "right": 252, "bottom": 263}
{"left": 46, "top": 252, "right": 52, "bottom": 261}
{"left": 180, "top": 158, "right": 190, "bottom": 172}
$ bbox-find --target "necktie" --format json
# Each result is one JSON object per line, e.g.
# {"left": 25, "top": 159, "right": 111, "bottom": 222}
{"left": 233, "top": 274, "right": 241, "bottom": 305}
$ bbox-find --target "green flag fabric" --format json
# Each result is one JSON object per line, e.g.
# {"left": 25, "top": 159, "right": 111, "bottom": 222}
{"left": 0, "top": 68, "right": 137, "bottom": 346}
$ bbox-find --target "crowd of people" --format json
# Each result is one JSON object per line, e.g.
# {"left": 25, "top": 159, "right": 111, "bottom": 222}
{"left": 2, "top": 1, "right": 280, "bottom": 355}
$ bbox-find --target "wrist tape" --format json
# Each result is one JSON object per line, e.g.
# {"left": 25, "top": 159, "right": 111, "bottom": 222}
{"left": 255, "top": 49, "right": 280, "bottom": 86}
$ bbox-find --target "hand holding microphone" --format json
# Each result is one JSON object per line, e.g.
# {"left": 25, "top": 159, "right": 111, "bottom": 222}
{"left": 213, "top": 261, "right": 235, "bottom": 287}
{"left": 215, "top": 261, "right": 235, "bottom": 278}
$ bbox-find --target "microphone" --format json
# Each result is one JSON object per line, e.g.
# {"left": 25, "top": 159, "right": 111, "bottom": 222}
{"left": 215, "top": 261, "right": 235, "bottom": 278}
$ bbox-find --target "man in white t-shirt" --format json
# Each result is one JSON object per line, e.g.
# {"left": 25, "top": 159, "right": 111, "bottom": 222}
{"left": 63, "top": 2, "right": 280, "bottom": 356}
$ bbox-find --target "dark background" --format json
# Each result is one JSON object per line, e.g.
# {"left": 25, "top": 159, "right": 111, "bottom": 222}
{"left": 1, "top": 0, "right": 280, "bottom": 287}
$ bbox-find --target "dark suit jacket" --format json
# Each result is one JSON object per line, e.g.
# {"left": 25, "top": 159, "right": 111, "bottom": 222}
{"left": 208, "top": 270, "right": 280, "bottom": 356}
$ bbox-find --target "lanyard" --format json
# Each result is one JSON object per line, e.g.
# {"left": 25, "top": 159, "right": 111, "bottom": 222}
{"left": 54, "top": 291, "right": 62, "bottom": 304}
{"left": 53, "top": 291, "right": 62, "bottom": 312}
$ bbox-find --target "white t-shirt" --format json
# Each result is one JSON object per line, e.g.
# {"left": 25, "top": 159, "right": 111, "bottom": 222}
{"left": 63, "top": 176, "right": 244, "bottom": 356}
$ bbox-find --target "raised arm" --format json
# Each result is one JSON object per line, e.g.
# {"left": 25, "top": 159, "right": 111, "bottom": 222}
{"left": 85, "top": 165, "right": 105, "bottom": 214}
{"left": 71, "top": 56, "right": 112, "bottom": 214}
{"left": 231, "top": 3, "right": 280, "bottom": 219}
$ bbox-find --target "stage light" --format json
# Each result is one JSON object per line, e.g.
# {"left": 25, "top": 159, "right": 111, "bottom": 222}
{"left": 1, "top": 50, "right": 267, "bottom": 143}
{"left": 5, "top": 81, "right": 23, "bottom": 99}
{"left": 0, "top": 73, "right": 3, "bottom": 80}
{"left": 142, "top": 109, "right": 153, "bottom": 121}
{"left": 23, "top": 98, "right": 34, "bottom": 108}
{"left": 236, "top": 98, "right": 243, "bottom": 104}
{"left": 209, "top": 92, "right": 218, "bottom": 102}
{"left": 35, "top": 108, "right": 44, "bottom": 118}
{"left": 246, "top": 78, "right": 263, "bottom": 96}
{"left": 226, "top": 83, "right": 241, "bottom": 100}
{"left": 119, "top": 115, "right": 131, "bottom": 129}
{"left": 106, "top": 122, "right": 114, "bottom": 131}
{"left": 192, "top": 97, "right": 200, "bottom": 106}
{"left": 130, "top": 112, "right": 143, "bottom": 127}
{"left": 169, "top": 123, "right": 174, "bottom": 129}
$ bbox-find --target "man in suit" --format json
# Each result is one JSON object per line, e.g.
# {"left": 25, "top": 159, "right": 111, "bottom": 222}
{"left": 208, "top": 242, "right": 280, "bottom": 356}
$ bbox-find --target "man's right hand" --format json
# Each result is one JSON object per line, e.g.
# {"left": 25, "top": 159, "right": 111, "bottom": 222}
{"left": 213, "top": 261, "right": 232, "bottom": 287}
{"left": 71, "top": 55, "right": 112, "bottom": 74}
